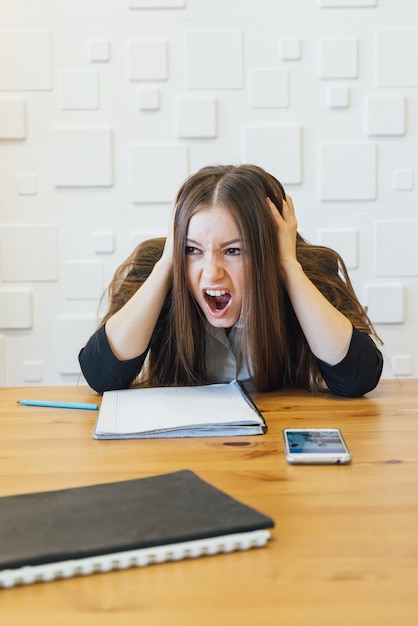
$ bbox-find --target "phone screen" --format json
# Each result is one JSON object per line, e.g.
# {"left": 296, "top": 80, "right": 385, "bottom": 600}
{"left": 286, "top": 430, "right": 347, "bottom": 454}
{"left": 283, "top": 428, "right": 351, "bottom": 464}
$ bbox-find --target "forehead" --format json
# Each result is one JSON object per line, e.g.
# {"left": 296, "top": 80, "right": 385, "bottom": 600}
{"left": 186, "top": 205, "right": 240, "bottom": 237}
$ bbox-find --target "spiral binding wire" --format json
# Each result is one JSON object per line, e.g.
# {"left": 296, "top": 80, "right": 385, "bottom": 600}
{"left": 0, "top": 529, "right": 271, "bottom": 589}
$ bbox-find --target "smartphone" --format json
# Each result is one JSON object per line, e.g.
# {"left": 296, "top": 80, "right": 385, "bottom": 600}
{"left": 282, "top": 428, "right": 352, "bottom": 465}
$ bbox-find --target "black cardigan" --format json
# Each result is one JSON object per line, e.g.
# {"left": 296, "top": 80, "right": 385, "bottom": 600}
{"left": 79, "top": 323, "right": 383, "bottom": 397}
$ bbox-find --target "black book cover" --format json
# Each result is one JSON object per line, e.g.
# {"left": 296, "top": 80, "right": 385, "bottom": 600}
{"left": 0, "top": 470, "right": 274, "bottom": 571}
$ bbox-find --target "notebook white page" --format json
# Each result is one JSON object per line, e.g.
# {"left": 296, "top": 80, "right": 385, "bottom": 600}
{"left": 94, "top": 380, "right": 265, "bottom": 438}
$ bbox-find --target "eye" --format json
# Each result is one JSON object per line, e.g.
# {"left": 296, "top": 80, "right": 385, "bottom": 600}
{"left": 185, "top": 246, "right": 199, "bottom": 255}
{"left": 225, "top": 247, "right": 241, "bottom": 256}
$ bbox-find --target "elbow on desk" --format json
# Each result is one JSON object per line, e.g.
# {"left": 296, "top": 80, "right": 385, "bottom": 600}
{"left": 326, "top": 378, "right": 380, "bottom": 398}
{"left": 324, "top": 359, "right": 384, "bottom": 398}
{"left": 319, "top": 330, "right": 384, "bottom": 398}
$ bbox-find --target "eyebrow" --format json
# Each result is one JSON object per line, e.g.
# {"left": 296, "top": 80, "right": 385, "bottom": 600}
{"left": 186, "top": 237, "right": 243, "bottom": 247}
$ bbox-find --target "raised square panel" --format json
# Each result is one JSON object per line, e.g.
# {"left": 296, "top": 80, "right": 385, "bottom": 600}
{"left": 0, "top": 289, "right": 33, "bottom": 329}
{"left": 22, "top": 361, "right": 44, "bottom": 383}
{"left": 128, "top": 0, "right": 185, "bottom": 6}
{"left": 0, "top": 100, "right": 26, "bottom": 138}
{"left": 0, "top": 32, "right": 52, "bottom": 91}
{"left": 16, "top": 174, "right": 38, "bottom": 195}
{"left": 250, "top": 69, "right": 289, "bottom": 108}
{"left": 136, "top": 88, "right": 160, "bottom": 111}
{"left": 364, "top": 283, "right": 404, "bottom": 324}
{"left": 327, "top": 86, "right": 350, "bottom": 108}
{"left": 89, "top": 40, "right": 111, "bottom": 62}
{"left": 376, "top": 30, "right": 418, "bottom": 87}
{"left": 0, "top": 224, "right": 58, "bottom": 282}
{"left": 53, "top": 128, "right": 113, "bottom": 187}
{"left": 186, "top": 30, "right": 243, "bottom": 90}
{"left": 243, "top": 125, "right": 302, "bottom": 185}
{"left": 393, "top": 170, "right": 414, "bottom": 191}
{"left": 131, "top": 144, "right": 189, "bottom": 203}
{"left": 318, "top": 229, "right": 358, "bottom": 268}
{"left": 176, "top": 97, "right": 217, "bottom": 138}
{"left": 320, "top": 0, "right": 376, "bottom": 5}
{"left": 128, "top": 40, "right": 168, "bottom": 81}
{"left": 319, "top": 142, "right": 376, "bottom": 200}
{"left": 365, "top": 95, "right": 405, "bottom": 136}
{"left": 65, "top": 261, "right": 104, "bottom": 300}
{"left": 279, "top": 38, "right": 301, "bottom": 61}
{"left": 375, "top": 220, "right": 418, "bottom": 277}
{"left": 55, "top": 316, "right": 97, "bottom": 375}
{"left": 93, "top": 231, "right": 115, "bottom": 253}
{"left": 318, "top": 38, "right": 358, "bottom": 79}
{"left": 392, "top": 355, "right": 413, "bottom": 377}
{"left": 60, "top": 71, "right": 99, "bottom": 110}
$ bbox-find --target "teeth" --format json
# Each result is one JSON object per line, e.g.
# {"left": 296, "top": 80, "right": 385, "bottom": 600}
{"left": 206, "top": 289, "right": 227, "bottom": 297}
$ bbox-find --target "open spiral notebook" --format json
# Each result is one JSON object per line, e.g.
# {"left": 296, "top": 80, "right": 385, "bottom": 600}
{"left": 0, "top": 470, "right": 274, "bottom": 588}
{"left": 93, "top": 380, "right": 267, "bottom": 439}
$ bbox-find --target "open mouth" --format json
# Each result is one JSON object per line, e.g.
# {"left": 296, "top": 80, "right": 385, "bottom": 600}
{"left": 204, "top": 289, "right": 231, "bottom": 313}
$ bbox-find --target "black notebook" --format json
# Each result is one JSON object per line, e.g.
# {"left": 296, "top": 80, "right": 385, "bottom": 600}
{"left": 0, "top": 470, "right": 274, "bottom": 588}
{"left": 93, "top": 380, "right": 267, "bottom": 439}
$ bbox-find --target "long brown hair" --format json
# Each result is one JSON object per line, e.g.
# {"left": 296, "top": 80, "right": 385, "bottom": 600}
{"left": 101, "top": 164, "right": 379, "bottom": 392}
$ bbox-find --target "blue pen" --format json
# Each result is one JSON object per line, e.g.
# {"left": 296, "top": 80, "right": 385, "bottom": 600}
{"left": 17, "top": 400, "right": 99, "bottom": 410}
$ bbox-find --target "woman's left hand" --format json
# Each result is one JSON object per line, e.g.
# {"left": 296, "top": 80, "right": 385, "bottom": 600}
{"left": 267, "top": 195, "right": 298, "bottom": 268}
{"left": 267, "top": 196, "right": 352, "bottom": 366}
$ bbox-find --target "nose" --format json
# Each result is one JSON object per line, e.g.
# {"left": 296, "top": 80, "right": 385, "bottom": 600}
{"left": 202, "top": 253, "right": 225, "bottom": 282}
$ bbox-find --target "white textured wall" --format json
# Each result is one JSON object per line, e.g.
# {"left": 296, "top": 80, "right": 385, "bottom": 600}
{"left": 0, "top": 0, "right": 417, "bottom": 387}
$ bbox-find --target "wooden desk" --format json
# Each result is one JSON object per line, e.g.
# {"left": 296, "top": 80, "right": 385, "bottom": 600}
{"left": 1, "top": 380, "right": 417, "bottom": 625}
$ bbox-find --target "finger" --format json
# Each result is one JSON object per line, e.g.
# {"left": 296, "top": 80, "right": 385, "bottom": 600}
{"left": 283, "top": 194, "right": 295, "bottom": 213}
{"left": 266, "top": 197, "right": 284, "bottom": 224}
{"left": 266, "top": 196, "right": 277, "bottom": 211}
{"left": 282, "top": 195, "right": 298, "bottom": 229}
{"left": 266, "top": 198, "right": 283, "bottom": 228}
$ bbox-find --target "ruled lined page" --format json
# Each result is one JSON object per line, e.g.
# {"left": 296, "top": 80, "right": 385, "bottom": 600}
{"left": 94, "top": 381, "right": 265, "bottom": 438}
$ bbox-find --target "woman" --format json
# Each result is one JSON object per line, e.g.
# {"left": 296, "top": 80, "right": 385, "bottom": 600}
{"left": 79, "top": 164, "right": 383, "bottom": 396}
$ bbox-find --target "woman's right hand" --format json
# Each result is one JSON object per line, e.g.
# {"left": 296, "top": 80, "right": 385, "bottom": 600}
{"left": 104, "top": 203, "right": 177, "bottom": 361}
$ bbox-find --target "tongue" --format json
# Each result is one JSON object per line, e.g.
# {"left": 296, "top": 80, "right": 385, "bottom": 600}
{"left": 214, "top": 294, "right": 230, "bottom": 310}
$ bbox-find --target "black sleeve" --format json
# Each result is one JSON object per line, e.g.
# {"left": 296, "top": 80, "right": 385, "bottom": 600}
{"left": 78, "top": 324, "right": 147, "bottom": 394}
{"left": 316, "top": 326, "right": 383, "bottom": 397}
